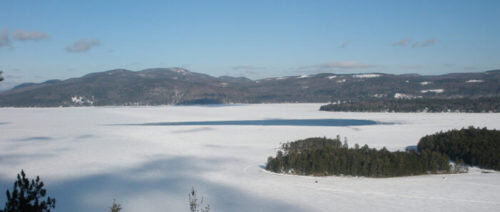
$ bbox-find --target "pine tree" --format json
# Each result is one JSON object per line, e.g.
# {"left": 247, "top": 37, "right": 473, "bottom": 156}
{"left": 189, "top": 188, "right": 210, "bottom": 212}
{"left": 109, "top": 199, "right": 122, "bottom": 212}
{"left": 2, "top": 170, "right": 56, "bottom": 212}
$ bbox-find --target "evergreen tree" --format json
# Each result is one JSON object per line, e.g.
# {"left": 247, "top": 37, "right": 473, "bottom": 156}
{"left": 418, "top": 127, "right": 500, "bottom": 170}
{"left": 266, "top": 136, "right": 451, "bottom": 177}
{"left": 189, "top": 188, "right": 210, "bottom": 212}
{"left": 2, "top": 170, "right": 56, "bottom": 212}
{"left": 109, "top": 199, "right": 122, "bottom": 212}
{"left": 320, "top": 97, "right": 500, "bottom": 113}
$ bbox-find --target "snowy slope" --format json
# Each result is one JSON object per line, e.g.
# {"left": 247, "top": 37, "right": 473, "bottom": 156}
{"left": 0, "top": 104, "right": 499, "bottom": 211}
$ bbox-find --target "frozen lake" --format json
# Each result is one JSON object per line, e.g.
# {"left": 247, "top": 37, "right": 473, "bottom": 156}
{"left": 0, "top": 104, "right": 499, "bottom": 211}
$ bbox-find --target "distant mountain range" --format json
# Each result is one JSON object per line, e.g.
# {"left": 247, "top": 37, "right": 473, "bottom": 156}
{"left": 0, "top": 68, "right": 499, "bottom": 107}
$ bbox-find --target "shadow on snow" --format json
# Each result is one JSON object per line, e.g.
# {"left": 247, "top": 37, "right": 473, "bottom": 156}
{"left": 0, "top": 156, "right": 304, "bottom": 212}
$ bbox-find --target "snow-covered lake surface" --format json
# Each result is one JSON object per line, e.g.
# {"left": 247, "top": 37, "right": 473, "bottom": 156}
{"left": 1, "top": 104, "right": 500, "bottom": 212}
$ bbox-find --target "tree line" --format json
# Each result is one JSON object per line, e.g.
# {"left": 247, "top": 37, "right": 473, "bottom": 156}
{"left": 418, "top": 127, "right": 500, "bottom": 170}
{"left": 266, "top": 137, "right": 450, "bottom": 177}
{"left": 319, "top": 97, "right": 500, "bottom": 113}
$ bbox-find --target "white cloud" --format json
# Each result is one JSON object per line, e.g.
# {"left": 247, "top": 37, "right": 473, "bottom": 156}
{"left": 0, "top": 28, "right": 11, "bottom": 48}
{"left": 65, "top": 39, "right": 100, "bottom": 53}
{"left": 420, "top": 38, "right": 438, "bottom": 47}
{"left": 393, "top": 38, "right": 411, "bottom": 47}
{"left": 394, "top": 38, "right": 438, "bottom": 48}
{"left": 13, "top": 30, "right": 50, "bottom": 41}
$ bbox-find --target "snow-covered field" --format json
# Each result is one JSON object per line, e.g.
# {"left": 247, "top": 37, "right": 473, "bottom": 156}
{"left": 1, "top": 104, "right": 499, "bottom": 211}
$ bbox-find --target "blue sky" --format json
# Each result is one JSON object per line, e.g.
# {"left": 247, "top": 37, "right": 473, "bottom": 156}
{"left": 1, "top": 0, "right": 499, "bottom": 88}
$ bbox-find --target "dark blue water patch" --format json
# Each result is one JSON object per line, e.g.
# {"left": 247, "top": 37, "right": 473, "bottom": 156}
{"left": 405, "top": 145, "right": 418, "bottom": 152}
{"left": 117, "top": 119, "right": 383, "bottom": 127}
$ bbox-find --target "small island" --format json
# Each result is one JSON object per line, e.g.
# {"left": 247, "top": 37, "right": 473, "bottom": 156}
{"left": 266, "top": 127, "right": 500, "bottom": 177}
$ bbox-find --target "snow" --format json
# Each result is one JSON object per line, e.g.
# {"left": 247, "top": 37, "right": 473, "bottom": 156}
{"left": 1, "top": 104, "right": 500, "bottom": 212}
{"left": 420, "top": 81, "right": 432, "bottom": 85}
{"left": 372, "top": 94, "right": 385, "bottom": 98}
{"left": 336, "top": 79, "right": 347, "bottom": 83}
{"left": 327, "top": 76, "right": 337, "bottom": 79}
{"left": 421, "top": 89, "right": 445, "bottom": 93}
{"left": 394, "top": 93, "right": 421, "bottom": 99}
{"left": 71, "top": 96, "right": 84, "bottom": 104}
{"left": 466, "top": 79, "right": 484, "bottom": 83}
{"left": 171, "top": 68, "right": 189, "bottom": 74}
{"left": 352, "top": 74, "right": 381, "bottom": 78}
{"left": 297, "top": 75, "right": 310, "bottom": 79}
{"left": 71, "top": 96, "right": 94, "bottom": 105}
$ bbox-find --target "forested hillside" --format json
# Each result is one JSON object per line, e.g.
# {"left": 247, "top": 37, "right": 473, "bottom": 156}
{"left": 319, "top": 97, "right": 500, "bottom": 113}
{"left": 418, "top": 127, "right": 500, "bottom": 170}
{"left": 1, "top": 68, "right": 500, "bottom": 107}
